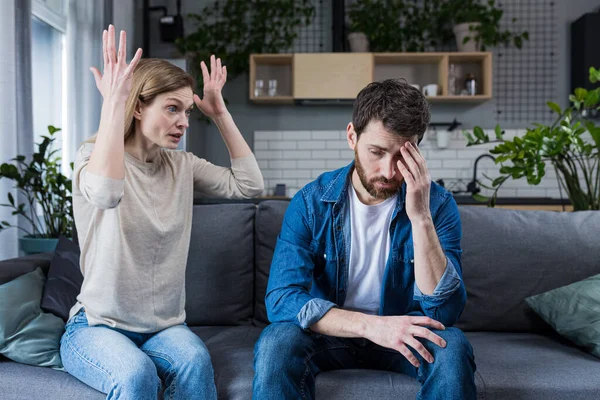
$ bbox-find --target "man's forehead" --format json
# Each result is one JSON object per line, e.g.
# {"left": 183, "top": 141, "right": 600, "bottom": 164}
{"left": 361, "top": 130, "right": 417, "bottom": 148}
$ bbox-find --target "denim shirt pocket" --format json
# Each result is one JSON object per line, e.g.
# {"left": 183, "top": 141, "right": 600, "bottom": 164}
{"left": 391, "top": 243, "right": 415, "bottom": 287}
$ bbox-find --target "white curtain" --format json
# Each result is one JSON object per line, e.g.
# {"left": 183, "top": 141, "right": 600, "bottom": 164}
{"left": 0, "top": 0, "right": 34, "bottom": 260}
{"left": 65, "top": 0, "right": 135, "bottom": 163}
{"left": 65, "top": 0, "right": 110, "bottom": 164}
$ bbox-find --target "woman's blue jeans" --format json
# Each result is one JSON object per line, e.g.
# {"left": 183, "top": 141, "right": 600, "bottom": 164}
{"left": 60, "top": 309, "right": 217, "bottom": 400}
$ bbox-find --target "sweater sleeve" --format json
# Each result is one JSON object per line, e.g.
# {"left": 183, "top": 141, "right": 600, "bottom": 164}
{"left": 191, "top": 154, "right": 264, "bottom": 199}
{"left": 73, "top": 144, "right": 125, "bottom": 210}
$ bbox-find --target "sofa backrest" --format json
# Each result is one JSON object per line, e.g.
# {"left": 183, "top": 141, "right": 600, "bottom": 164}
{"left": 250, "top": 201, "right": 600, "bottom": 333}
{"left": 455, "top": 206, "right": 600, "bottom": 333}
{"left": 184, "top": 203, "right": 256, "bottom": 326}
{"left": 253, "top": 201, "right": 289, "bottom": 326}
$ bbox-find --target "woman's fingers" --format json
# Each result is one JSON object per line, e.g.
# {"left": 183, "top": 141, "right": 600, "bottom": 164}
{"left": 222, "top": 65, "right": 227, "bottom": 82}
{"left": 200, "top": 61, "right": 210, "bottom": 85}
{"left": 216, "top": 57, "right": 222, "bottom": 81}
{"left": 117, "top": 30, "right": 126, "bottom": 64}
{"left": 89, "top": 67, "right": 102, "bottom": 89}
{"left": 102, "top": 29, "right": 108, "bottom": 67}
{"left": 123, "top": 48, "right": 143, "bottom": 77}
{"left": 210, "top": 54, "right": 216, "bottom": 80}
{"left": 107, "top": 25, "right": 116, "bottom": 63}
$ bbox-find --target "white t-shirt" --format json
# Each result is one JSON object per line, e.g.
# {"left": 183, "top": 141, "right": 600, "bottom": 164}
{"left": 344, "top": 184, "right": 397, "bottom": 315}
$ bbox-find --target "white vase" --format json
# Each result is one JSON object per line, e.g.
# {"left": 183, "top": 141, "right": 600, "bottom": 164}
{"left": 453, "top": 22, "right": 482, "bottom": 52}
{"left": 348, "top": 32, "right": 369, "bottom": 52}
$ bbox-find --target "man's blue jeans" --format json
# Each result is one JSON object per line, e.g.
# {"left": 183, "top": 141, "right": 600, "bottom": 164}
{"left": 59, "top": 309, "right": 217, "bottom": 400}
{"left": 253, "top": 322, "right": 477, "bottom": 400}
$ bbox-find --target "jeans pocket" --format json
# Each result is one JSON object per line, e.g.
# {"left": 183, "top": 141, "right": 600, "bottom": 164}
{"left": 66, "top": 308, "right": 88, "bottom": 329}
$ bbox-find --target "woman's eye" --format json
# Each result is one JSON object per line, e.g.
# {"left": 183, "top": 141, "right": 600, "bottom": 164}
{"left": 168, "top": 106, "right": 177, "bottom": 113}
{"left": 185, "top": 109, "right": 192, "bottom": 116}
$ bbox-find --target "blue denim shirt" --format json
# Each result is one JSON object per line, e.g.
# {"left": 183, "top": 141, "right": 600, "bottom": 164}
{"left": 265, "top": 162, "right": 466, "bottom": 330}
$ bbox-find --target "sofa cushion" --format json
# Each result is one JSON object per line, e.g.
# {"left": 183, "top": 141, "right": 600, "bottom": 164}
{"left": 253, "top": 200, "right": 289, "bottom": 326}
{"left": 456, "top": 207, "right": 600, "bottom": 333}
{"left": 40, "top": 236, "right": 83, "bottom": 322}
{"left": 0, "top": 360, "right": 104, "bottom": 399}
{"left": 525, "top": 273, "right": 600, "bottom": 358}
{"left": 0, "top": 268, "right": 64, "bottom": 370}
{"left": 185, "top": 204, "right": 256, "bottom": 326}
{"left": 466, "top": 331, "right": 600, "bottom": 399}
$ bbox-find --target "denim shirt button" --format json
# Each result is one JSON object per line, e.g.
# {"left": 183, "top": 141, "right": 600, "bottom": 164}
{"left": 336, "top": 225, "right": 342, "bottom": 231}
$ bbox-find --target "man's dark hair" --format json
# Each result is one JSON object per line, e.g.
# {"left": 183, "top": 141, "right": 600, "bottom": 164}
{"left": 352, "top": 79, "right": 431, "bottom": 143}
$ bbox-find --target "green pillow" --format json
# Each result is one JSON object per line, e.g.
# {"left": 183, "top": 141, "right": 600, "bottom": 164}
{"left": 0, "top": 267, "right": 65, "bottom": 369}
{"left": 526, "top": 273, "right": 600, "bottom": 359}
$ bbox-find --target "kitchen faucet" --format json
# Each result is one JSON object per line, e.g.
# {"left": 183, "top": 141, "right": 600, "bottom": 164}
{"left": 467, "top": 154, "right": 496, "bottom": 194}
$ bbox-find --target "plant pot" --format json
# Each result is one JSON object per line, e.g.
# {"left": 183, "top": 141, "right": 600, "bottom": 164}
{"left": 19, "top": 236, "right": 59, "bottom": 255}
{"left": 348, "top": 32, "right": 369, "bottom": 52}
{"left": 453, "top": 22, "right": 481, "bottom": 52}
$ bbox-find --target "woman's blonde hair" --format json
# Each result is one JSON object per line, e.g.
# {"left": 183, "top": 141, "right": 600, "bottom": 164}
{"left": 84, "top": 58, "right": 195, "bottom": 145}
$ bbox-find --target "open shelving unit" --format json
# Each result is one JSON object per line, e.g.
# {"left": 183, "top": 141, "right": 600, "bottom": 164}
{"left": 249, "top": 52, "right": 492, "bottom": 104}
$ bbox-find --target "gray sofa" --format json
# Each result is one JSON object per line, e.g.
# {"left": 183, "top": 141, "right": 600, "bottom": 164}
{"left": 1, "top": 201, "right": 599, "bottom": 399}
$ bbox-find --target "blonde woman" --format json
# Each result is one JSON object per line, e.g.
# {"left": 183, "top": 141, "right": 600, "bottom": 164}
{"left": 59, "top": 26, "right": 264, "bottom": 399}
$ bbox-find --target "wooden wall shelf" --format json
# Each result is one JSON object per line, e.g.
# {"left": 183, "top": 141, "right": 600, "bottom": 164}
{"left": 249, "top": 52, "right": 492, "bottom": 104}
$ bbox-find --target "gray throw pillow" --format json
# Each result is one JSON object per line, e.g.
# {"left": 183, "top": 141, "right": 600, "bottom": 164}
{"left": 525, "top": 273, "right": 600, "bottom": 359}
{"left": 0, "top": 267, "right": 65, "bottom": 369}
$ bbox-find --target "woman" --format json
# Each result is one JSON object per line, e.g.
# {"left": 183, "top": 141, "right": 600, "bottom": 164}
{"left": 59, "top": 26, "right": 264, "bottom": 399}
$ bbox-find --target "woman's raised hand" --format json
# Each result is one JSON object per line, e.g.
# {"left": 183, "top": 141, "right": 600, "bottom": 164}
{"left": 90, "top": 25, "right": 143, "bottom": 101}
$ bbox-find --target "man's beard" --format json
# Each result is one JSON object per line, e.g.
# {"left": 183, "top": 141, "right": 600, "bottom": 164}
{"left": 354, "top": 150, "right": 402, "bottom": 200}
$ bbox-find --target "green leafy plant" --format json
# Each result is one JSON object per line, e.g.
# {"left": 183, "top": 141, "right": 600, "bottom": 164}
{"left": 0, "top": 126, "right": 73, "bottom": 237}
{"left": 175, "top": 0, "right": 314, "bottom": 95}
{"left": 441, "top": 0, "right": 528, "bottom": 50}
{"left": 347, "top": 0, "right": 451, "bottom": 52}
{"left": 463, "top": 67, "right": 600, "bottom": 210}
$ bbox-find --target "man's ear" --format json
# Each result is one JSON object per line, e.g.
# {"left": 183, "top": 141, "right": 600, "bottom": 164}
{"left": 133, "top": 100, "right": 143, "bottom": 121}
{"left": 347, "top": 122, "right": 358, "bottom": 151}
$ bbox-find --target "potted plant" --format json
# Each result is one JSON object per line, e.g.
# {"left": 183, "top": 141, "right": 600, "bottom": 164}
{"left": 347, "top": 0, "right": 446, "bottom": 52}
{"left": 462, "top": 67, "right": 600, "bottom": 210}
{"left": 441, "top": 0, "right": 528, "bottom": 52}
{"left": 0, "top": 125, "right": 73, "bottom": 254}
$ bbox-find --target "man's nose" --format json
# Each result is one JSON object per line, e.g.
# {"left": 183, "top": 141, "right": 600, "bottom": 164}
{"left": 382, "top": 160, "right": 397, "bottom": 180}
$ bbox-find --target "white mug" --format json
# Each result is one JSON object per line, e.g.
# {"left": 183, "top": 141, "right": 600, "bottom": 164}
{"left": 422, "top": 84, "right": 438, "bottom": 97}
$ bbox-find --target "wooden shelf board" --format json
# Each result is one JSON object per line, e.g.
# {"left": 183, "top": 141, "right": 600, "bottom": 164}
{"left": 448, "top": 52, "right": 491, "bottom": 63}
{"left": 427, "top": 95, "right": 491, "bottom": 102}
{"left": 374, "top": 52, "right": 446, "bottom": 64}
{"left": 250, "top": 96, "right": 294, "bottom": 104}
{"left": 251, "top": 54, "right": 293, "bottom": 65}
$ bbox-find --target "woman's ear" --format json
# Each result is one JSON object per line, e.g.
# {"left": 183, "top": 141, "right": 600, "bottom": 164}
{"left": 133, "top": 100, "right": 143, "bottom": 121}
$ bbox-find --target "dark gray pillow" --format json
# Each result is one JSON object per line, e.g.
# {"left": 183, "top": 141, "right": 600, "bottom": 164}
{"left": 40, "top": 236, "right": 83, "bottom": 322}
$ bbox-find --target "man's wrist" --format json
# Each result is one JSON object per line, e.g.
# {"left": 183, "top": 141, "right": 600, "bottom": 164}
{"left": 358, "top": 313, "right": 379, "bottom": 339}
{"left": 412, "top": 216, "right": 434, "bottom": 229}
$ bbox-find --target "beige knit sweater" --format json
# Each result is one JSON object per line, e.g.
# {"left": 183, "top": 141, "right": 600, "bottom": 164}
{"left": 69, "top": 143, "right": 264, "bottom": 333}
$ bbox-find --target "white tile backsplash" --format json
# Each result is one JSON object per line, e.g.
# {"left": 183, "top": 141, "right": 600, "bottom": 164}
{"left": 254, "top": 129, "right": 564, "bottom": 199}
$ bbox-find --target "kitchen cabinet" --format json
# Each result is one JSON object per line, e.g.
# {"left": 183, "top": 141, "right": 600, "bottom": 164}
{"left": 249, "top": 52, "right": 492, "bottom": 104}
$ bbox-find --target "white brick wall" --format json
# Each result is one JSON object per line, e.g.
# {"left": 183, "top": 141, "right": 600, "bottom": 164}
{"left": 254, "top": 129, "right": 566, "bottom": 199}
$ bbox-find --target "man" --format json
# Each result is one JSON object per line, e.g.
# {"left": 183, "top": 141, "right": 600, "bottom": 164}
{"left": 253, "top": 79, "right": 476, "bottom": 400}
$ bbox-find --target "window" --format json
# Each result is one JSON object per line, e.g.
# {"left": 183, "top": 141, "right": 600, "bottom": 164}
{"left": 31, "top": 0, "right": 67, "bottom": 172}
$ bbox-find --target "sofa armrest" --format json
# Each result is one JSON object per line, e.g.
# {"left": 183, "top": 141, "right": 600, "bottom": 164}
{"left": 0, "top": 252, "right": 54, "bottom": 285}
